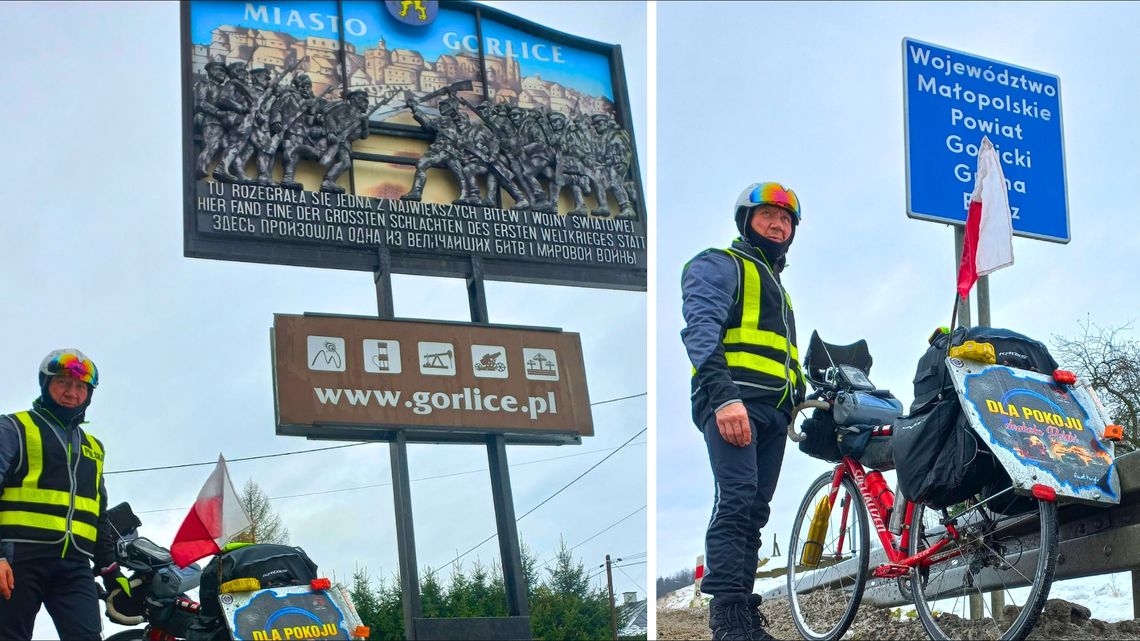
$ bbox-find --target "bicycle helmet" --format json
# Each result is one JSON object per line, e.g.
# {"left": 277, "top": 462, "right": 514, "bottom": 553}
{"left": 734, "top": 182, "right": 801, "bottom": 237}
{"left": 39, "top": 348, "right": 99, "bottom": 390}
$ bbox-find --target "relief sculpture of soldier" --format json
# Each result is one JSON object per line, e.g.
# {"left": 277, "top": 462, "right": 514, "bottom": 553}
{"left": 451, "top": 96, "right": 534, "bottom": 210}
{"left": 589, "top": 113, "right": 636, "bottom": 218}
{"left": 400, "top": 95, "right": 472, "bottom": 204}
{"left": 231, "top": 67, "right": 280, "bottom": 185}
{"left": 211, "top": 62, "right": 260, "bottom": 184}
{"left": 193, "top": 61, "right": 229, "bottom": 180}
{"left": 311, "top": 90, "right": 372, "bottom": 193}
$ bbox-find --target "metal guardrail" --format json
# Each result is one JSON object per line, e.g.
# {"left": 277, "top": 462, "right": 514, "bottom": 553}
{"left": 763, "top": 450, "right": 1140, "bottom": 614}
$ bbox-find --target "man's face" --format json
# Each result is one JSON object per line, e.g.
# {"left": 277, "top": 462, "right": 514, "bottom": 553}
{"left": 207, "top": 66, "right": 227, "bottom": 82}
{"left": 749, "top": 205, "right": 794, "bottom": 243}
{"left": 48, "top": 376, "right": 89, "bottom": 409}
{"left": 351, "top": 94, "right": 368, "bottom": 111}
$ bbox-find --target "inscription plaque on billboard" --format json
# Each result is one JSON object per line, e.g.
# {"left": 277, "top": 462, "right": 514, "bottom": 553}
{"left": 182, "top": 1, "right": 646, "bottom": 290}
{"left": 272, "top": 314, "right": 593, "bottom": 444}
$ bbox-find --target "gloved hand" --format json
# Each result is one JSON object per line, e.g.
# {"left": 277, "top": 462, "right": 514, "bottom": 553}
{"left": 99, "top": 563, "right": 131, "bottom": 598}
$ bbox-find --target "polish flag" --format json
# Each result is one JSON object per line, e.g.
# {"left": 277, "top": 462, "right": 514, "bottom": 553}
{"left": 170, "top": 454, "right": 252, "bottom": 568}
{"left": 957, "top": 136, "right": 1014, "bottom": 300}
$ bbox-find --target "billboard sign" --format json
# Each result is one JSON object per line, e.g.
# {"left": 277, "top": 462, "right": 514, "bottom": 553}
{"left": 272, "top": 314, "right": 593, "bottom": 444}
{"left": 903, "top": 38, "right": 1068, "bottom": 243}
{"left": 182, "top": 1, "right": 646, "bottom": 289}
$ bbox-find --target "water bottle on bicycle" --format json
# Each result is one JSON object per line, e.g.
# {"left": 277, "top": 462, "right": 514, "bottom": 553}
{"left": 783, "top": 327, "right": 1122, "bottom": 641}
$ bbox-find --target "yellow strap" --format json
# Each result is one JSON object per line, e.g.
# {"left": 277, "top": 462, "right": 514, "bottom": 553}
{"left": 737, "top": 254, "right": 762, "bottom": 332}
{"left": 84, "top": 433, "right": 103, "bottom": 509}
{"left": 723, "top": 327, "right": 799, "bottom": 360}
{"left": 13, "top": 413, "right": 43, "bottom": 489}
{"left": 0, "top": 487, "right": 100, "bottom": 515}
{"left": 726, "top": 351, "right": 800, "bottom": 386}
{"left": 0, "top": 510, "right": 97, "bottom": 542}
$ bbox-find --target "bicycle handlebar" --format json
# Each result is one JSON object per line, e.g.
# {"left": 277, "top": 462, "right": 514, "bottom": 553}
{"left": 787, "top": 400, "right": 831, "bottom": 442}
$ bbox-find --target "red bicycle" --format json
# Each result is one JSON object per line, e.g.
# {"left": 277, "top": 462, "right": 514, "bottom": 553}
{"left": 779, "top": 331, "right": 1116, "bottom": 641}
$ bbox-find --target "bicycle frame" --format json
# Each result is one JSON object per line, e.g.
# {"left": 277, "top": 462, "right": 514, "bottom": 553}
{"left": 824, "top": 457, "right": 961, "bottom": 578}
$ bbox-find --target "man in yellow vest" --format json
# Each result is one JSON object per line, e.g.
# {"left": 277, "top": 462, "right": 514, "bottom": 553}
{"left": 681, "top": 182, "right": 805, "bottom": 641}
{"left": 0, "top": 349, "right": 126, "bottom": 640}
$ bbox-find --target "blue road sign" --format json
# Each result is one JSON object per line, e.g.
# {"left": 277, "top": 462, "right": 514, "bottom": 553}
{"left": 902, "top": 38, "right": 1069, "bottom": 243}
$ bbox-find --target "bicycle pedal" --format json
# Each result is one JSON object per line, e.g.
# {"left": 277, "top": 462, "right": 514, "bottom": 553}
{"left": 873, "top": 563, "right": 911, "bottom": 579}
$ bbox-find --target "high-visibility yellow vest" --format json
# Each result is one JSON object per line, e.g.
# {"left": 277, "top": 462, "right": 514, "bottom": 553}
{"left": 719, "top": 247, "right": 803, "bottom": 408}
{"left": 0, "top": 411, "right": 104, "bottom": 557}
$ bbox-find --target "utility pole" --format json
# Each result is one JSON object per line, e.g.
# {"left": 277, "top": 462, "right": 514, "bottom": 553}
{"left": 606, "top": 554, "right": 618, "bottom": 641}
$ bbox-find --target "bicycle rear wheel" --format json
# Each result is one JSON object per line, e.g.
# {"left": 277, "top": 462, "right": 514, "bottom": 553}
{"left": 786, "top": 470, "right": 869, "bottom": 641}
{"left": 909, "top": 497, "right": 1059, "bottom": 641}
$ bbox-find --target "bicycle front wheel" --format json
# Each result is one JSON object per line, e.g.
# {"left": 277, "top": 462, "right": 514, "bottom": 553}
{"left": 909, "top": 497, "right": 1059, "bottom": 641}
{"left": 786, "top": 470, "right": 870, "bottom": 641}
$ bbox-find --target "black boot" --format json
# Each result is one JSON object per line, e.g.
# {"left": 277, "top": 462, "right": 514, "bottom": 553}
{"left": 746, "top": 594, "right": 775, "bottom": 641}
{"left": 709, "top": 594, "right": 753, "bottom": 641}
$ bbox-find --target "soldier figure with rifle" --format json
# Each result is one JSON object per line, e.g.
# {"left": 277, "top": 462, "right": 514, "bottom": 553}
{"left": 211, "top": 61, "right": 255, "bottom": 183}
{"left": 213, "top": 59, "right": 303, "bottom": 184}
{"left": 277, "top": 81, "right": 339, "bottom": 191}
{"left": 311, "top": 88, "right": 399, "bottom": 193}
{"left": 399, "top": 81, "right": 475, "bottom": 203}
{"left": 193, "top": 61, "right": 229, "bottom": 180}
{"left": 589, "top": 113, "right": 636, "bottom": 218}
{"left": 446, "top": 94, "right": 534, "bottom": 210}
{"left": 549, "top": 110, "right": 596, "bottom": 216}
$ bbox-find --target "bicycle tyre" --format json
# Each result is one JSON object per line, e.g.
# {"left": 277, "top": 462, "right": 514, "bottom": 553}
{"left": 909, "top": 497, "right": 1059, "bottom": 641}
{"left": 105, "top": 630, "right": 146, "bottom": 641}
{"left": 786, "top": 470, "right": 869, "bottom": 641}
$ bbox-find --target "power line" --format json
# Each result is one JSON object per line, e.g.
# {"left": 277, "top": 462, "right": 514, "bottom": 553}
{"left": 570, "top": 505, "right": 646, "bottom": 552}
{"left": 444, "top": 427, "right": 647, "bottom": 567}
{"left": 106, "top": 391, "right": 645, "bottom": 476}
{"left": 134, "top": 440, "right": 646, "bottom": 515}
{"left": 616, "top": 564, "right": 645, "bottom": 594}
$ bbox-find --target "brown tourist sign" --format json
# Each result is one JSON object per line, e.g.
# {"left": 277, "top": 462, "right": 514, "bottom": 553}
{"left": 272, "top": 314, "right": 593, "bottom": 444}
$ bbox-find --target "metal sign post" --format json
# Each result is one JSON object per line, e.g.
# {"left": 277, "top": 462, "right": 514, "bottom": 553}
{"left": 373, "top": 253, "right": 532, "bottom": 640}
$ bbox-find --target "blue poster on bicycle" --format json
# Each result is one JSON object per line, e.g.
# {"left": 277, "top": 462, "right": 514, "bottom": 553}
{"left": 949, "top": 358, "right": 1120, "bottom": 505}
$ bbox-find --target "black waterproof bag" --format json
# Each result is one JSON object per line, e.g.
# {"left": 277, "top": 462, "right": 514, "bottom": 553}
{"left": 798, "top": 409, "right": 843, "bottom": 463}
{"left": 892, "top": 398, "right": 997, "bottom": 509}
{"left": 910, "top": 326, "right": 1060, "bottom": 414}
{"left": 197, "top": 544, "right": 319, "bottom": 619}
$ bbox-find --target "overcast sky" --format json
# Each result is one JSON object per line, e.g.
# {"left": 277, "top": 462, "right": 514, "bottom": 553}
{"left": 0, "top": 2, "right": 646, "bottom": 638}
{"left": 656, "top": 0, "right": 1140, "bottom": 586}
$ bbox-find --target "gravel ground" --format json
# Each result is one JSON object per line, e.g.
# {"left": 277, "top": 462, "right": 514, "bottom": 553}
{"left": 658, "top": 597, "right": 1140, "bottom": 640}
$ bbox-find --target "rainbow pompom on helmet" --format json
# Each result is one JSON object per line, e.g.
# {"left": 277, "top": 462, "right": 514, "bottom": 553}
{"left": 39, "top": 349, "right": 98, "bottom": 389}
{"left": 733, "top": 182, "right": 801, "bottom": 237}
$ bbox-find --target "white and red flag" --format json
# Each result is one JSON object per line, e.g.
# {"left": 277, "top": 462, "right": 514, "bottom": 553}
{"left": 957, "top": 136, "right": 1014, "bottom": 300}
{"left": 170, "top": 454, "right": 252, "bottom": 568}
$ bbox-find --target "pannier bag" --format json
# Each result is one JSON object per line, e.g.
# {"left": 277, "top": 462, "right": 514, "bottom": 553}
{"left": 838, "top": 424, "right": 895, "bottom": 471}
{"left": 898, "top": 325, "right": 1059, "bottom": 509}
{"left": 893, "top": 397, "right": 997, "bottom": 509}
{"left": 198, "top": 544, "right": 319, "bottom": 619}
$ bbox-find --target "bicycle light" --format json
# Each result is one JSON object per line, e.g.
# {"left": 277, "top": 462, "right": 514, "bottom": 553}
{"left": 1052, "top": 369, "right": 1077, "bottom": 385}
{"left": 1031, "top": 484, "right": 1057, "bottom": 502}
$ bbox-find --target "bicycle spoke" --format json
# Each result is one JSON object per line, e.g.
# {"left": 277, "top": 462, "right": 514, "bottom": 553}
{"left": 787, "top": 472, "right": 869, "bottom": 641}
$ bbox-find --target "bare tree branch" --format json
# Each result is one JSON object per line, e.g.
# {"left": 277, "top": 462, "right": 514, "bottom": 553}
{"left": 1052, "top": 318, "right": 1139, "bottom": 453}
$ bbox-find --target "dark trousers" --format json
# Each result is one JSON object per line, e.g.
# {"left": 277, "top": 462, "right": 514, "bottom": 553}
{"left": 0, "top": 556, "right": 102, "bottom": 641}
{"left": 701, "top": 402, "right": 787, "bottom": 597}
